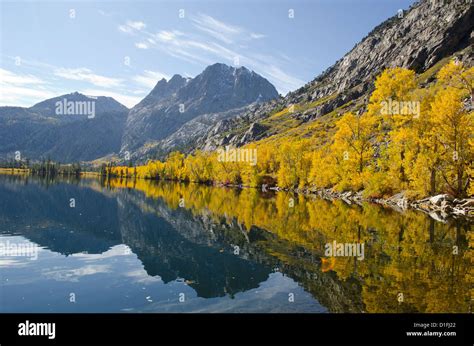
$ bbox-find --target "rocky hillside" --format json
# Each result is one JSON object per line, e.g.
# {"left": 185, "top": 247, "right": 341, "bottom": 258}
{"left": 120, "top": 63, "right": 278, "bottom": 159}
{"left": 0, "top": 92, "right": 128, "bottom": 162}
{"left": 197, "top": 0, "right": 474, "bottom": 151}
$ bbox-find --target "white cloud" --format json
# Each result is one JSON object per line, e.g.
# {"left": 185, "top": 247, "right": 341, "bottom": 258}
{"left": 0, "top": 68, "right": 57, "bottom": 106}
{"left": 133, "top": 70, "right": 171, "bottom": 89}
{"left": 118, "top": 20, "right": 146, "bottom": 34}
{"left": 191, "top": 13, "right": 242, "bottom": 44}
{"left": 191, "top": 14, "right": 265, "bottom": 43}
{"left": 250, "top": 33, "right": 266, "bottom": 39}
{"left": 135, "top": 42, "right": 149, "bottom": 49}
{"left": 150, "top": 28, "right": 236, "bottom": 65}
{"left": 128, "top": 21, "right": 146, "bottom": 30}
{"left": 0, "top": 61, "right": 149, "bottom": 107}
{"left": 0, "top": 68, "right": 46, "bottom": 85}
{"left": 54, "top": 67, "right": 124, "bottom": 88}
{"left": 150, "top": 32, "right": 215, "bottom": 65}
{"left": 155, "top": 30, "right": 184, "bottom": 42}
{"left": 0, "top": 85, "right": 57, "bottom": 104}
{"left": 130, "top": 21, "right": 300, "bottom": 93}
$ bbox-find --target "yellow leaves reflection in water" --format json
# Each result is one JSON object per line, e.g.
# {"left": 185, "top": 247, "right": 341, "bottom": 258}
{"left": 104, "top": 178, "right": 472, "bottom": 313}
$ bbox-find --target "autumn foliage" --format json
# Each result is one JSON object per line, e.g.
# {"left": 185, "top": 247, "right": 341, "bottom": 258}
{"left": 106, "top": 61, "right": 473, "bottom": 199}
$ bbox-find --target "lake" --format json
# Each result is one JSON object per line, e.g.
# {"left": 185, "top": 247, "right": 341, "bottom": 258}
{"left": 0, "top": 175, "right": 471, "bottom": 313}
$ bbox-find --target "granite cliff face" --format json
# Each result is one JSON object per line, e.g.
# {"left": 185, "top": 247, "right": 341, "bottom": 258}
{"left": 307, "top": 0, "right": 473, "bottom": 99}
{"left": 197, "top": 0, "right": 474, "bottom": 151}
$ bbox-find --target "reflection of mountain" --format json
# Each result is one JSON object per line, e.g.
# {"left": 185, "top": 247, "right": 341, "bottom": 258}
{"left": 0, "top": 176, "right": 120, "bottom": 255}
{"left": 0, "top": 176, "right": 360, "bottom": 308}
{"left": 116, "top": 191, "right": 271, "bottom": 298}
{"left": 1, "top": 176, "right": 469, "bottom": 312}
{"left": 0, "top": 176, "right": 394, "bottom": 311}
{"left": 0, "top": 176, "right": 272, "bottom": 299}
{"left": 106, "top": 178, "right": 471, "bottom": 313}
{"left": 118, "top": 187, "right": 364, "bottom": 311}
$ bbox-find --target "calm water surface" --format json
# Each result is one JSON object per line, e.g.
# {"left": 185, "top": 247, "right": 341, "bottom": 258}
{"left": 0, "top": 175, "right": 471, "bottom": 313}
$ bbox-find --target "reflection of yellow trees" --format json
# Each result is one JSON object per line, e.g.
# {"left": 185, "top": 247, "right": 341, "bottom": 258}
{"left": 100, "top": 63, "right": 473, "bottom": 312}
{"left": 361, "top": 213, "right": 471, "bottom": 313}
{"left": 105, "top": 178, "right": 471, "bottom": 312}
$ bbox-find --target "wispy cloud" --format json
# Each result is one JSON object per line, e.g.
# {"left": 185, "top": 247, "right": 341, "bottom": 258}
{"left": 1, "top": 10, "right": 301, "bottom": 108}
{"left": 191, "top": 13, "right": 242, "bottom": 44}
{"left": 116, "top": 14, "right": 301, "bottom": 94}
{"left": 190, "top": 13, "right": 265, "bottom": 44}
{"left": 150, "top": 31, "right": 216, "bottom": 65}
{"left": 0, "top": 58, "right": 147, "bottom": 107}
{"left": 0, "top": 68, "right": 57, "bottom": 106}
{"left": 135, "top": 42, "right": 149, "bottom": 49}
{"left": 54, "top": 67, "right": 124, "bottom": 88}
{"left": 118, "top": 20, "right": 146, "bottom": 34}
{"left": 155, "top": 30, "right": 184, "bottom": 42}
{"left": 0, "top": 68, "right": 46, "bottom": 85}
{"left": 250, "top": 33, "right": 266, "bottom": 39}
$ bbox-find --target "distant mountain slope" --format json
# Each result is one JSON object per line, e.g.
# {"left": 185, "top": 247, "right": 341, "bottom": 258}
{"left": 196, "top": 0, "right": 474, "bottom": 151}
{"left": 0, "top": 92, "right": 128, "bottom": 162}
{"left": 30, "top": 92, "right": 128, "bottom": 118}
{"left": 121, "top": 63, "right": 279, "bottom": 159}
{"left": 23, "top": 110, "right": 128, "bottom": 162}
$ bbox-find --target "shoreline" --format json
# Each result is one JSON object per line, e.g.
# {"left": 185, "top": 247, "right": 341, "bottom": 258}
{"left": 216, "top": 183, "right": 474, "bottom": 223}
{"left": 306, "top": 188, "right": 474, "bottom": 223}
{"left": 1, "top": 170, "right": 472, "bottom": 222}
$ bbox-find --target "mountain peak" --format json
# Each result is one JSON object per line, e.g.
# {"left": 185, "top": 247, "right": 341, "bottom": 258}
{"left": 207, "top": 62, "right": 231, "bottom": 69}
{"left": 169, "top": 74, "right": 184, "bottom": 82}
{"left": 29, "top": 92, "right": 128, "bottom": 116}
{"left": 121, "top": 63, "right": 278, "bottom": 154}
{"left": 140, "top": 74, "right": 188, "bottom": 107}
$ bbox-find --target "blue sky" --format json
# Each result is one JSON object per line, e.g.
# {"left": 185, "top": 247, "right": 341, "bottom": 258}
{"left": 0, "top": 0, "right": 415, "bottom": 108}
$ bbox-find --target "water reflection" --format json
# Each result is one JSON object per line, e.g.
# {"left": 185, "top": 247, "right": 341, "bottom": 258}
{"left": 0, "top": 175, "right": 471, "bottom": 312}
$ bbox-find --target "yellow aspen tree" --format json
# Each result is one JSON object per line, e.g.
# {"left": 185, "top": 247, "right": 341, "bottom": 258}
{"left": 331, "top": 111, "right": 377, "bottom": 191}
{"left": 430, "top": 87, "right": 473, "bottom": 196}
{"left": 367, "top": 68, "right": 418, "bottom": 193}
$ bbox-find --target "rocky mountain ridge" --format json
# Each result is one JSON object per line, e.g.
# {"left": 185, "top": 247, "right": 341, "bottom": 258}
{"left": 196, "top": 0, "right": 474, "bottom": 151}
{"left": 120, "top": 63, "right": 279, "bottom": 159}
